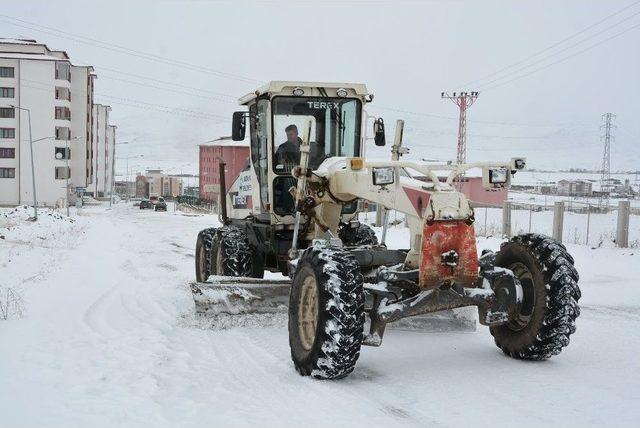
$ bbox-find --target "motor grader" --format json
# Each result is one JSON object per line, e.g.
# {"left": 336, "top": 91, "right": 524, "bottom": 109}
{"left": 192, "top": 81, "right": 580, "bottom": 380}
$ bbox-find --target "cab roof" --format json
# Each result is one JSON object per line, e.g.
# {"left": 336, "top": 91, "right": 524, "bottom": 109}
{"left": 238, "top": 81, "right": 369, "bottom": 105}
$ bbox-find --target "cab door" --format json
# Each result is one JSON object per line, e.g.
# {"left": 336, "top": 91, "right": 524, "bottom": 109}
{"left": 249, "top": 99, "right": 270, "bottom": 215}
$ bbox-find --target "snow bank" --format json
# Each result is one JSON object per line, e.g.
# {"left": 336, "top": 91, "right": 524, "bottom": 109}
{"left": 0, "top": 206, "right": 88, "bottom": 320}
{"left": 0, "top": 206, "right": 80, "bottom": 244}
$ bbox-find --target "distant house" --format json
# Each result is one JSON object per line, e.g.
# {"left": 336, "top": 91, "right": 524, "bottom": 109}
{"left": 557, "top": 179, "right": 593, "bottom": 196}
{"left": 415, "top": 168, "right": 508, "bottom": 207}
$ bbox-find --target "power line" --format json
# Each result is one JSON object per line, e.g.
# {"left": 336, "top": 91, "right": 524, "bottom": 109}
{"left": 476, "top": 12, "right": 640, "bottom": 90}
{"left": 369, "top": 105, "right": 591, "bottom": 128}
{"left": 460, "top": 0, "right": 640, "bottom": 87}
{"left": 0, "top": 14, "right": 259, "bottom": 84}
{"left": 481, "top": 21, "right": 640, "bottom": 91}
{"left": 2, "top": 12, "right": 627, "bottom": 132}
{"left": 97, "top": 73, "right": 237, "bottom": 105}
{"left": 19, "top": 80, "right": 227, "bottom": 122}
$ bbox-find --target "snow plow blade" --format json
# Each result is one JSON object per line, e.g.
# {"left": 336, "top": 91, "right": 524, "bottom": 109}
{"left": 190, "top": 277, "right": 291, "bottom": 316}
{"left": 190, "top": 277, "right": 476, "bottom": 332}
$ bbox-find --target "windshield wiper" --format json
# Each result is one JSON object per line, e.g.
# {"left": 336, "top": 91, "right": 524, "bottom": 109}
{"left": 317, "top": 87, "right": 345, "bottom": 132}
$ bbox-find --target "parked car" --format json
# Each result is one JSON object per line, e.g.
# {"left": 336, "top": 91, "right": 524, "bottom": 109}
{"left": 139, "top": 199, "right": 153, "bottom": 210}
{"left": 155, "top": 197, "right": 167, "bottom": 212}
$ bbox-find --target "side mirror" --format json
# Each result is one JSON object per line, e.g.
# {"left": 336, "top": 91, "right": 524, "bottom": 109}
{"left": 373, "top": 118, "right": 386, "bottom": 146}
{"left": 232, "top": 111, "right": 246, "bottom": 141}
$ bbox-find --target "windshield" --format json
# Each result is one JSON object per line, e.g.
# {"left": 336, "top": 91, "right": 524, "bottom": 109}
{"left": 272, "top": 96, "right": 361, "bottom": 173}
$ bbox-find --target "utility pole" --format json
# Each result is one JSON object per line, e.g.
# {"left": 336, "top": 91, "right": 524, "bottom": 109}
{"left": 441, "top": 91, "right": 479, "bottom": 165}
{"left": 599, "top": 113, "right": 615, "bottom": 210}
{"left": 11, "top": 105, "right": 37, "bottom": 220}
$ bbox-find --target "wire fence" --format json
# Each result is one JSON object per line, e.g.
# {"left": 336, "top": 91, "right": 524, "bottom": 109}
{"left": 364, "top": 198, "right": 638, "bottom": 248}
{"left": 473, "top": 200, "right": 638, "bottom": 247}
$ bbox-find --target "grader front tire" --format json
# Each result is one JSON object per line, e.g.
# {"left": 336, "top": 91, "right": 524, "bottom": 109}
{"left": 289, "top": 245, "right": 365, "bottom": 380}
{"left": 490, "top": 234, "right": 581, "bottom": 360}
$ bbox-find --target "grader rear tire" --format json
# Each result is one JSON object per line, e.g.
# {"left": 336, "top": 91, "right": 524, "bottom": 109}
{"left": 195, "top": 227, "right": 217, "bottom": 282}
{"left": 289, "top": 245, "right": 365, "bottom": 379}
{"left": 490, "top": 234, "right": 581, "bottom": 360}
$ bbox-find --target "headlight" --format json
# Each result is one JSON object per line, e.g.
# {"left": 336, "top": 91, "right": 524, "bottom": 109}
{"left": 489, "top": 167, "right": 508, "bottom": 184}
{"left": 372, "top": 167, "right": 394, "bottom": 185}
{"left": 513, "top": 158, "right": 526, "bottom": 170}
{"left": 336, "top": 88, "right": 348, "bottom": 98}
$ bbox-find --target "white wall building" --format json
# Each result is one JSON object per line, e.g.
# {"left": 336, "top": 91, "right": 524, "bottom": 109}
{"left": 0, "top": 38, "right": 107, "bottom": 207}
{"left": 89, "top": 103, "right": 113, "bottom": 197}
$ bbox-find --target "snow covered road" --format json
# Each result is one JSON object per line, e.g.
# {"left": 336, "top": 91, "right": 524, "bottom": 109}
{"left": 1, "top": 204, "right": 639, "bottom": 427}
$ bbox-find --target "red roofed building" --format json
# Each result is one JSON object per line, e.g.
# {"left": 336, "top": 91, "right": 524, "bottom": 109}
{"left": 199, "top": 137, "right": 250, "bottom": 203}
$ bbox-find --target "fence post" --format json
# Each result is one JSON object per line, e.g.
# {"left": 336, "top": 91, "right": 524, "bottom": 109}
{"left": 553, "top": 201, "right": 564, "bottom": 242}
{"left": 375, "top": 203, "right": 384, "bottom": 227}
{"left": 616, "top": 200, "right": 630, "bottom": 248}
{"left": 502, "top": 201, "right": 511, "bottom": 238}
{"left": 484, "top": 206, "right": 488, "bottom": 236}
{"left": 586, "top": 205, "right": 591, "bottom": 245}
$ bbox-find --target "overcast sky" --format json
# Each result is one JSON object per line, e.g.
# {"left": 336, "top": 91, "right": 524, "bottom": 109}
{"left": 2, "top": 0, "right": 639, "bottom": 176}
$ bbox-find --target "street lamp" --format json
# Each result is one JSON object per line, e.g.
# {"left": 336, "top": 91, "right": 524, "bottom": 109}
{"left": 117, "top": 153, "right": 144, "bottom": 200}
{"left": 110, "top": 141, "right": 129, "bottom": 207}
{"left": 33, "top": 135, "right": 80, "bottom": 217}
{"left": 9, "top": 105, "right": 37, "bottom": 220}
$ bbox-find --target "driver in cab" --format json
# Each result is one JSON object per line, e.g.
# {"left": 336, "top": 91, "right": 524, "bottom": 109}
{"left": 274, "top": 124, "right": 302, "bottom": 171}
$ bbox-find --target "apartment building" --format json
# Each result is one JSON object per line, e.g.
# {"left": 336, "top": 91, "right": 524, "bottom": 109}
{"left": 199, "top": 137, "right": 250, "bottom": 203}
{"left": 89, "top": 103, "right": 113, "bottom": 198}
{"left": 0, "top": 38, "right": 113, "bottom": 206}
{"left": 146, "top": 169, "right": 183, "bottom": 198}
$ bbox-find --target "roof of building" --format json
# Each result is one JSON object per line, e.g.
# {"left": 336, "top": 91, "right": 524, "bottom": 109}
{"left": 0, "top": 52, "right": 66, "bottom": 62}
{"left": 0, "top": 38, "right": 39, "bottom": 44}
{"left": 0, "top": 38, "right": 71, "bottom": 61}
{"left": 239, "top": 81, "right": 369, "bottom": 104}
{"left": 199, "top": 136, "right": 250, "bottom": 147}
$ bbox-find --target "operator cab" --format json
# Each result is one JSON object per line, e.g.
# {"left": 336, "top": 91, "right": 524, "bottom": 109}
{"left": 230, "top": 82, "right": 375, "bottom": 221}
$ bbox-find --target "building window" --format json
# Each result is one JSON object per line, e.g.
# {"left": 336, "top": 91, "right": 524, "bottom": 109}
{"left": 55, "top": 147, "right": 71, "bottom": 160}
{"left": 0, "top": 67, "right": 14, "bottom": 78}
{"left": 0, "top": 87, "right": 15, "bottom": 98}
{"left": 55, "top": 106, "right": 71, "bottom": 120}
{"left": 55, "top": 62, "right": 71, "bottom": 82}
{"left": 55, "top": 127, "right": 71, "bottom": 140}
{"left": 0, "top": 128, "right": 15, "bottom": 139}
{"left": 55, "top": 166, "right": 70, "bottom": 179}
{"left": 0, "top": 167, "right": 15, "bottom": 178}
{"left": 0, "top": 148, "right": 15, "bottom": 158}
{"left": 0, "top": 107, "right": 15, "bottom": 118}
{"left": 55, "top": 87, "right": 71, "bottom": 101}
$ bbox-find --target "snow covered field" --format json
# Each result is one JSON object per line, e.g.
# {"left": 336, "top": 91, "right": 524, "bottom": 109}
{"left": 1, "top": 203, "right": 639, "bottom": 427}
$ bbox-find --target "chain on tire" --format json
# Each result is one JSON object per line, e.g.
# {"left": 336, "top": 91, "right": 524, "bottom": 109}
{"left": 490, "top": 233, "right": 581, "bottom": 360}
{"left": 339, "top": 223, "right": 379, "bottom": 246}
{"left": 289, "top": 244, "right": 365, "bottom": 379}
{"left": 215, "top": 226, "right": 255, "bottom": 277}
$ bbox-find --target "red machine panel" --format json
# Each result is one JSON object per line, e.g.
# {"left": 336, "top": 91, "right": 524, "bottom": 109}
{"left": 420, "top": 221, "right": 478, "bottom": 288}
